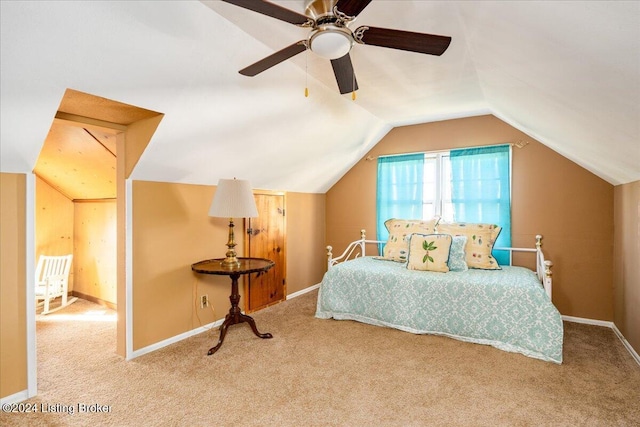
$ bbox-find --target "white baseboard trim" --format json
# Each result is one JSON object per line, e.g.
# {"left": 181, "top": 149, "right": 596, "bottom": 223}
{"left": 287, "top": 283, "right": 320, "bottom": 300}
{"left": 98, "top": 288, "right": 640, "bottom": 368}
{"left": 128, "top": 318, "right": 224, "bottom": 360}
{"left": 561, "top": 315, "right": 613, "bottom": 328}
{"left": 562, "top": 315, "right": 640, "bottom": 366}
{"left": 128, "top": 284, "right": 322, "bottom": 361}
{"left": 611, "top": 323, "right": 640, "bottom": 366}
{"left": 0, "top": 389, "right": 30, "bottom": 405}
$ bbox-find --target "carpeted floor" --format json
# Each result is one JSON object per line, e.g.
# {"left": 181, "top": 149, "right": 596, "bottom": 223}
{"left": 2, "top": 290, "right": 639, "bottom": 426}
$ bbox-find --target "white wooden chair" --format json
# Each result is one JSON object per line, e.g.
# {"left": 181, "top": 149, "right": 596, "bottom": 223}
{"left": 35, "top": 254, "right": 74, "bottom": 314}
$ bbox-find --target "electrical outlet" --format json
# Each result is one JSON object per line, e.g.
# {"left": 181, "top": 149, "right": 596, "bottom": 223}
{"left": 200, "top": 295, "right": 208, "bottom": 309}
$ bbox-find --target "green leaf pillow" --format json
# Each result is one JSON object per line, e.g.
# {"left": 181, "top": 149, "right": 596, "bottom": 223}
{"left": 407, "top": 233, "right": 452, "bottom": 273}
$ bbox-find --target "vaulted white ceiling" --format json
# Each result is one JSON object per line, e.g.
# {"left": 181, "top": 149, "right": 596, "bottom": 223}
{"left": 1, "top": 1, "right": 638, "bottom": 193}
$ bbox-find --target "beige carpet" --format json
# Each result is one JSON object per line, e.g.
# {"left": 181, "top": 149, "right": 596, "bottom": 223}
{"left": 2, "top": 290, "right": 639, "bottom": 426}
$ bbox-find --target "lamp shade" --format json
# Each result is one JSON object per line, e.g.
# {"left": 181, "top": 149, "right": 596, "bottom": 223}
{"left": 208, "top": 178, "right": 258, "bottom": 218}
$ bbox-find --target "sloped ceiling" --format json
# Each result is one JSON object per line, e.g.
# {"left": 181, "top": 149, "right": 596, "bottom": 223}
{"left": 1, "top": 1, "right": 638, "bottom": 194}
{"left": 34, "top": 122, "right": 117, "bottom": 200}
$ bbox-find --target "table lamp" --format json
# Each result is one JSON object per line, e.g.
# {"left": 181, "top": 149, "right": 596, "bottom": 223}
{"left": 208, "top": 178, "right": 258, "bottom": 268}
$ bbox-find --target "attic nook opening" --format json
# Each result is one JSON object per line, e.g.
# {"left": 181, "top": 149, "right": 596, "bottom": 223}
{"left": 32, "top": 88, "right": 163, "bottom": 361}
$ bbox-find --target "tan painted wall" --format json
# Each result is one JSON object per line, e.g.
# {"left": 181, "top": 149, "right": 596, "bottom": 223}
{"left": 35, "top": 177, "right": 74, "bottom": 288}
{"left": 326, "top": 115, "right": 614, "bottom": 320}
{"left": 132, "top": 180, "right": 223, "bottom": 350}
{"left": 74, "top": 201, "right": 117, "bottom": 305}
{"left": 131, "top": 181, "right": 327, "bottom": 350}
{"left": 286, "top": 192, "right": 326, "bottom": 294}
{"left": 0, "top": 173, "right": 27, "bottom": 398}
{"left": 614, "top": 181, "right": 640, "bottom": 354}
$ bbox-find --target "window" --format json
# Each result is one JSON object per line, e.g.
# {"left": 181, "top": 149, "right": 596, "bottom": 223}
{"left": 422, "top": 153, "right": 453, "bottom": 221}
{"left": 376, "top": 153, "right": 424, "bottom": 242}
{"left": 377, "top": 145, "right": 511, "bottom": 265}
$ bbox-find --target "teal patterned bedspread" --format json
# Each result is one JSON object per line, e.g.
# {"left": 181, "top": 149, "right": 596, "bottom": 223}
{"left": 315, "top": 257, "right": 563, "bottom": 363}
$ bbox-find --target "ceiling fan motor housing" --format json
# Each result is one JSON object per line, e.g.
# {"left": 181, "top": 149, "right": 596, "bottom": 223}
{"left": 305, "top": 0, "right": 341, "bottom": 21}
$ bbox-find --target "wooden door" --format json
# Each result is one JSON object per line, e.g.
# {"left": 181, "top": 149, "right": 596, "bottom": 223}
{"left": 244, "top": 192, "right": 286, "bottom": 312}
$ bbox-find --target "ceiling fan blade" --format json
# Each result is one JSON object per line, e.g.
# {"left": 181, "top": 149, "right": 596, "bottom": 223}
{"left": 335, "top": 0, "right": 373, "bottom": 18}
{"left": 239, "top": 42, "right": 307, "bottom": 76}
{"left": 221, "top": 0, "right": 312, "bottom": 26}
{"left": 331, "top": 54, "right": 358, "bottom": 95}
{"left": 356, "top": 26, "right": 451, "bottom": 56}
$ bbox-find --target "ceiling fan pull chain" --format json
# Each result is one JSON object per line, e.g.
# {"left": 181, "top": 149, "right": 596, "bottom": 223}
{"left": 352, "top": 51, "right": 356, "bottom": 101}
{"left": 305, "top": 48, "right": 309, "bottom": 98}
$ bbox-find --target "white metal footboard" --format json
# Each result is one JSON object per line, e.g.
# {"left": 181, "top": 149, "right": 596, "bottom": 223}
{"left": 327, "top": 230, "right": 554, "bottom": 300}
{"left": 326, "top": 230, "right": 383, "bottom": 269}
{"left": 495, "top": 235, "right": 553, "bottom": 300}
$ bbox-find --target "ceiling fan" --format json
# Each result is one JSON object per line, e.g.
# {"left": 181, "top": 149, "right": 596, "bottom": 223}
{"left": 221, "top": 0, "right": 452, "bottom": 95}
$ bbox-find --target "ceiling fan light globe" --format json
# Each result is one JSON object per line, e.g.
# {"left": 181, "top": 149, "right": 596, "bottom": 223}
{"left": 309, "top": 30, "right": 353, "bottom": 60}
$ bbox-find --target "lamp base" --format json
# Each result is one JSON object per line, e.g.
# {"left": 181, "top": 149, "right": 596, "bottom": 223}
{"left": 220, "top": 218, "right": 240, "bottom": 269}
{"left": 219, "top": 255, "right": 240, "bottom": 269}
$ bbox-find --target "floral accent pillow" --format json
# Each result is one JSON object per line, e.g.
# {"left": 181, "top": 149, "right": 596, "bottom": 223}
{"left": 407, "top": 233, "right": 452, "bottom": 273}
{"left": 437, "top": 222, "right": 502, "bottom": 270}
{"left": 383, "top": 218, "right": 440, "bottom": 262}
{"left": 448, "top": 235, "right": 468, "bottom": 272}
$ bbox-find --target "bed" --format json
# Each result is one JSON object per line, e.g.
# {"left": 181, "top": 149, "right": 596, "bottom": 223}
{"left": 315, "top": 227, "right": 564, "bottom": 363}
